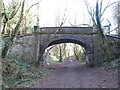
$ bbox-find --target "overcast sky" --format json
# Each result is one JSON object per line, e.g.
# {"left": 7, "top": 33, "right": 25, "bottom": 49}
{"left": 34, "top": 0, "right": 118, "bottom": 27}
{"left": 4, "top": 0, "right": 118, "bottom": 27}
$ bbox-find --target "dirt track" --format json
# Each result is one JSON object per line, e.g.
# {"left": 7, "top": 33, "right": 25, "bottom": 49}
{"left": 32, "top": 59, "right": 118, "bottom": 88}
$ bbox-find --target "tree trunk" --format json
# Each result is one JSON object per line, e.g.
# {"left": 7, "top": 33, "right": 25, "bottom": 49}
{"left": 0, "top": 1, "right": 3, "bottom": 89}
{"left": 2, "top": 20, "right": 7, "bottom": 34}
{"left": 96, "top": 1, "right": 109, "bottom": 63}
{"left": 59, "top": 45, "right": 62, "bottom": 62}
{"left": 0, "top": 0, "right": 3, "bottom": 34}
{"left": 2, "top": 0, "right": 25, "bottom": 59}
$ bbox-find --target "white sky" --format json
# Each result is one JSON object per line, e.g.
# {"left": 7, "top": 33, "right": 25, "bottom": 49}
{"left": 34, "top": 0, "right": 118, "bottom": 27}
{"left": 38, "top": 0, "right": 88, "bottom": 26}
{"left": 4, "top": 0, "right": 118, "bottom": 27}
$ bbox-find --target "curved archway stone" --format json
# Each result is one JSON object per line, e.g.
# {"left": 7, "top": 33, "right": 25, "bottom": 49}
{"left": 33, "top": 27, "right": 95, "bottom": 67}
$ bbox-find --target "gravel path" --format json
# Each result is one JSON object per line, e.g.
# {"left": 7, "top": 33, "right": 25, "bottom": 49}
{"left": 32, "top": 59, "right": 118, "bottom": 88}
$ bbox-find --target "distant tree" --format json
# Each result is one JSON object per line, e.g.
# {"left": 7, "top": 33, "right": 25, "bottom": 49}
{"left": 58, "top": 44, "right": 67, "bottom": 62}
{"left": 113, "top": 0, "right": 120, "bottom": 36}
{"left": 58, "top": 45, "right": 62, "bottom": 62}
{"left": 73, "top": 44, "right": 85, "bottom": 60}
{"left": 73, "top": 44, "right": 81, "bottom": 60}
{"left": 73, "top": 44, "right": 79, "bottom": 60}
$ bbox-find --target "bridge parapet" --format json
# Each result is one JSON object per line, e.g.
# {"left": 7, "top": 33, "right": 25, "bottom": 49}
{"left": 33, "top": 26, "right": 95, "bottom": 34}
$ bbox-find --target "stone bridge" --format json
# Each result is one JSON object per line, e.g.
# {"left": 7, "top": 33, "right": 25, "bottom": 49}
{"left": 7, "top": 26, "right": 120, "bottom": 66}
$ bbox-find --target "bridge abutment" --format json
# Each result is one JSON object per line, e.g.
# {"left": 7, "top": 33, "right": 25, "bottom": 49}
{"left": 92, "top": 34, "right": 104, "bottom": 66}
{"left": 85, "top": 52, "right": 94, "bottom": 66}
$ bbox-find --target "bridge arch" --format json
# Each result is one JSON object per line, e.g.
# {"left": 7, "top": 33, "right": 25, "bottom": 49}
{"left": 47, "top": 35, "right": 93, "bottom": 53}
{"left": 42, "top": 35, "right": 94, "bottom": 66}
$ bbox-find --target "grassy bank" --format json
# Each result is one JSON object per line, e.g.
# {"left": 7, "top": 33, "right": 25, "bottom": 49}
{"left": 2, "top": 54, "right": 52, "bottom": 88}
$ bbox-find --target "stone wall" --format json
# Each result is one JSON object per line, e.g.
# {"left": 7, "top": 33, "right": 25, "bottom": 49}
{"left": 92, "top": 34, "right": 120, "bottom": 66}
{"left": 4, "top": 27, "right": 96, "bottom": 66}
{"left": 3, "top": 26, "right": 119, "bottom": 67}
{"left": 8, "top": 34, "right": 36, "bottom": 61}
{"left": 38, "top": 27, "right": 94, "bottom": 34}
{"left": 92, "top": 34, "right": 105, "bottom": 65}
{"left": 107, "top": 35, "right": 120, "bottom": 60}
{"left": 6, "top": 27, "right": 119, "bottom": 67}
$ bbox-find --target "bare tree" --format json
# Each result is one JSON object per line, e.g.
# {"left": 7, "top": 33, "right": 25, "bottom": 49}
{"left": 83, "top": 0, "right": 116, "bottom": 26}
{"left": 20, "top": 1, "right": 41, "bottom": 34}
{"left": 1, "top": 0, "right": 42, "bottom": 59}
{"left": 113, "top": 0, "right": 120, "bottom": 35}
{"left": 58, "top": 44, "right": 62, "bottom": 62}
{"left": 2, "top": 1, "right": 21, "bottom": 35}
{"left": 2, "top": 0, "right": 25, "bottom": 59}
{"left": 73, "top": 44, "right": 80, "bottom": 60}
{"left": 84, "top": 0, "right": 116, "bottom": 63}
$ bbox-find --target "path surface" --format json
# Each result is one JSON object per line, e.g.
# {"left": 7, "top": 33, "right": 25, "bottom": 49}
{"left": 32, "top": 59, "right": 118, "bottom": 88}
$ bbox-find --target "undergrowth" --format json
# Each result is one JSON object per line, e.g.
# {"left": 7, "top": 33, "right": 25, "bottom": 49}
{"left": 2, "top": 54, "right": 51, "bottom": 88}
{"left": 102, "top": 58, "right": 120, "bottom": 69}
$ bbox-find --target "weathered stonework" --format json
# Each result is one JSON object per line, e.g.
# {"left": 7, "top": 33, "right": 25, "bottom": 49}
{"left": 8, "top": 35, "right": 35, "bottom": 60}
{"left": 6, "top": 26, "right": 120, "bottom": 66}
{"left": 34, "top": 26, "right": 95, "bottom": 66}
{"left": 107, "top": 35, "right": 120, "bottom": 60}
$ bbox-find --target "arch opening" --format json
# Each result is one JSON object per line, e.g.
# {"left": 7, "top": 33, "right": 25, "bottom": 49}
{"left": 47, "top": 36, "right": 93, "bottom": 53}
{"left": 48, "top": 39, "right": 87, "bottom": 49}
{"left": 39, "top": 37, "right": 94, "bottom": 66}
{"left": 41, "top": 38, "right": 93, "bottom": 66}
{"left": 44, "top": 43, "right": 86, "bottom": 65}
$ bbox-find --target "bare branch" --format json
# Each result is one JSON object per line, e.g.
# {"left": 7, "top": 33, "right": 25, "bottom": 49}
{"left": 9, "top": 2, "right": 21, "bottom": 20}
{"left": 83, "top": 0, "right": 97, "bottom": 26}
{"left": 83, "top": 0, "right": 93, "bottom": 17}
{"left": 25, "top": 0, "right": 42, "bottom": 15}
{"left": 13, "top": 0, "right": 25, "bottom": 36}
{"left": 107, "top": 25, "right": 120, "bottom": 33}
{"left": 99, "top": 0, "right": 103, "bottom": 16}
{"left": 101, "top": 1, "right": 117, "bottom": 17}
